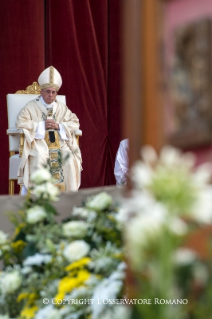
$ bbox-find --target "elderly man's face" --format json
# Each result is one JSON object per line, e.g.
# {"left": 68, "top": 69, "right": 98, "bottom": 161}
{"left": 41, "top": 87, "right": 57, "bottom": 104}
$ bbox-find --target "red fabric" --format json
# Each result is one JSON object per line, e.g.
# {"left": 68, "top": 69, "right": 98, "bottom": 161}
{"left": 0, "top": 1, "right": 45, "bottom": 194}
{"left": 45, "top": 0, "right": 121, "bottom": 188}
{"left": 0, "top": 0, "right": 121, "bottom": 194}
{"left": 106, "top": 0, "right": 121, "bottom": 185}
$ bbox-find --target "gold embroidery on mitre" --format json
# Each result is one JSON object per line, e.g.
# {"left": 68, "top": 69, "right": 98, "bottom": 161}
{"left": 50, "top": 66, "right": 54, "bottom": 87}
{"left": 39, "top": 83, "right": 59, "bottom": 91}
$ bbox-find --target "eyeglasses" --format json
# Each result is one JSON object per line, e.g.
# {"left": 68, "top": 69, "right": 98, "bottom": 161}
{"left": 42, "top": 90, "right": 57, "bottom": 95}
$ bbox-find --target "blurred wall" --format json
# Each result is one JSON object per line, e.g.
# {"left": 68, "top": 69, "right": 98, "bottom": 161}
{"left": 164, "top": 0, "right": 212, "bottom": 164}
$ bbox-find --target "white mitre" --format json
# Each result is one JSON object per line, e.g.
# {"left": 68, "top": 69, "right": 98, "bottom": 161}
{"left": 38, "top": 66, "right": 62, "bottom": 91}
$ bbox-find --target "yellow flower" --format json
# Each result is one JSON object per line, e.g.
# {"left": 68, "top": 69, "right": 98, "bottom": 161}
{"left": 54, "top": 292, "right": 65, "bottom": 302}
{"left": 20, "top": 305, "right": 38, "bottom": 319}
{"left": 14, "top": 223, "right": 26, "bottom": 237}
{"left": 55, "top": 269, "right": 91, "bottom": 302}
{"left": 11, "top": 240, "right": 26, "bottom": 252}
{"left": 77, "top": 269, "right": 91, "bottom": 282}
{"left": 28, "top": 293, "right": 38, "bottom": 301}
{"left": 17, "top": 292, "right": 38, "bottom": 305}
{"left": 17, "top": 292, "right": 29, "bottom": 302}
{"left": 65, "top": 257, "right": 91, "bottom": 272}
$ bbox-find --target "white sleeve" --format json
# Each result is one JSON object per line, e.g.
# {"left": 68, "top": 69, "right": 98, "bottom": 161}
{"left": 58, "top": 124, "right": 69, "bottom": 140}
{"left": 35, "top": 122, "right": 69, "bottom": 140}
{"left": 35, "top": 121, "right": 45, "bottom": 139}
{"left": 114, "top": 141, "right": 129, "bottom": 185}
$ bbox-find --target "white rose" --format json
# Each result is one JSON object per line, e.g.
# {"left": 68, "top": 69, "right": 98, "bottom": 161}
{"left": 33, "top": 182, "right": 60, "bottom": 201}
{"left": 86, "top": 192, "right": 112, "bottom": 211}
{"left": 63, "top": 240, "right": 90, "bottom": 262}
{"left": 0, "top": 230, "right": 8, "bottom": 245}
{"left": 63, "top": 221, "right": 88, "bottom": 238}
{"left": 31, "top": 168, "right": 52, "bottom": 184}
{"left": 26, "top": 206, "right": 47, "bottom": 224}
{"left": 0, "top": 271, "right": 22, "bottom": 294}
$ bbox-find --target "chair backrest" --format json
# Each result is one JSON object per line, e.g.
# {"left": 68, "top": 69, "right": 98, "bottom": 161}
{"left": 7, "top": 94, "right": 66, "bottom": 152}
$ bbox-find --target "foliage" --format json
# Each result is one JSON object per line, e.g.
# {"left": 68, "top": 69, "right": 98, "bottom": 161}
{"left": 0, "top": 170, "right": 125, "bottom": 319}
{"left": 119, "top": 145, "right": 212, "bottom": 319}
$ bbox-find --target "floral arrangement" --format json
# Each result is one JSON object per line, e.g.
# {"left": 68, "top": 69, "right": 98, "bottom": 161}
{"left": 1, "top": 145, "right": 212, "bottom": 319}
{"left": 0, "top": 169, "right": 127, "bottom": 319}
{"left": 119, "top": 145, "right": 212, "bottom": 319}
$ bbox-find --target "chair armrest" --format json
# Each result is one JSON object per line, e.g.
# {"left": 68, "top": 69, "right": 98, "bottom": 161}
{"left": 74, "top": 129, "right": 82, "bottom": 136}
{"left": 7, "top": 128, "right": 25, "bottom": 157}
{"left": 7, "top": 128, "right": 24, "bottom": 135}
{"left": 74, "top": 129, "right": 82, "bottom": 147}
{"left": 7, "top": 128, "right": 82, "bottom": 136}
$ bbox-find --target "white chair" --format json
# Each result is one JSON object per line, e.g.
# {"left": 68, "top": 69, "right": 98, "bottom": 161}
{"left": 7, "top": 82, "right": 82, "bottom": 195}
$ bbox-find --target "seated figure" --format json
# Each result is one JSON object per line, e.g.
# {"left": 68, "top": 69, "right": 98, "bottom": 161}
{"left": 114, "top": 139, "right": 129, "bottom": 186}
{"left": 16, "top": 66, "right": 82, "bottom": 194}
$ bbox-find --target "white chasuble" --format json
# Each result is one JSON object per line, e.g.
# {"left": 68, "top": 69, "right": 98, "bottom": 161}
{"left": 16, "top": 97, "right": 82, "bottom": 191}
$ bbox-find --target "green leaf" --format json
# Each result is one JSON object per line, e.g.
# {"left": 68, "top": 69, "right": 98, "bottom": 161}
{"left": 43, "top": 203, "right": 57, "bottom": 215}
{"left": 22, "top": 242, "right": 37, "bottom": 258}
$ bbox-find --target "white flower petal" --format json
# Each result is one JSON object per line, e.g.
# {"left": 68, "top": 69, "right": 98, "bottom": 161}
{"left": 160, "top": 146, "right": 182, "bottom": 166}
{"left": 192, "top": 163, "right": 212, "bottom": 186}
{"left": 141, "top": 145, "right": 158, "bottom": 165}
{"left": 0, "top": 271, "right": 22, "bottom": 295}
{"left": 191, "top": 186, "right": 212, "bottom": 224}
{"left": 26, "top": 206, "right": 47, "bottom": 224}
{"left": 0, "top": 230, "right": 8, "bottom": 245}
{"left": 63, "top": 221, "right": 88, "bottom": 238}
{"left": 130, "top": 162, "right": 153, "bottom": 188}
{"left": 31, "top": 168, "right": 52, "bottom": 184}
{"left": 63, "top": 240, "right": 90, "bottom": 262}
{"left": 173, "top": 248, "right": 197, "bottom": 266}
{"left": 86, "top": 192, "right": 112, "bottom": 211}
{"left": 168, "top": 217, "right": 188, "bottom": 236}
{"left": 23, "top": 253, "right": 52, "bottom": 266}
{"left": 33, "top": 182, "right": 60, "bottom": 201}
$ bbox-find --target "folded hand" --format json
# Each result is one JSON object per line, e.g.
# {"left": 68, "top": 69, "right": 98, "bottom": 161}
{"left": 45, "top": 119, "right": 59, "bottom": 130}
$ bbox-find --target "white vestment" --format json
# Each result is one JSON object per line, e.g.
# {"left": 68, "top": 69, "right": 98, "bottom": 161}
{"left": 16, "top": 96, "right": 82, "bottom": 191}
{"left": 114, "top": 139, "right": 129, "bottom": 186}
